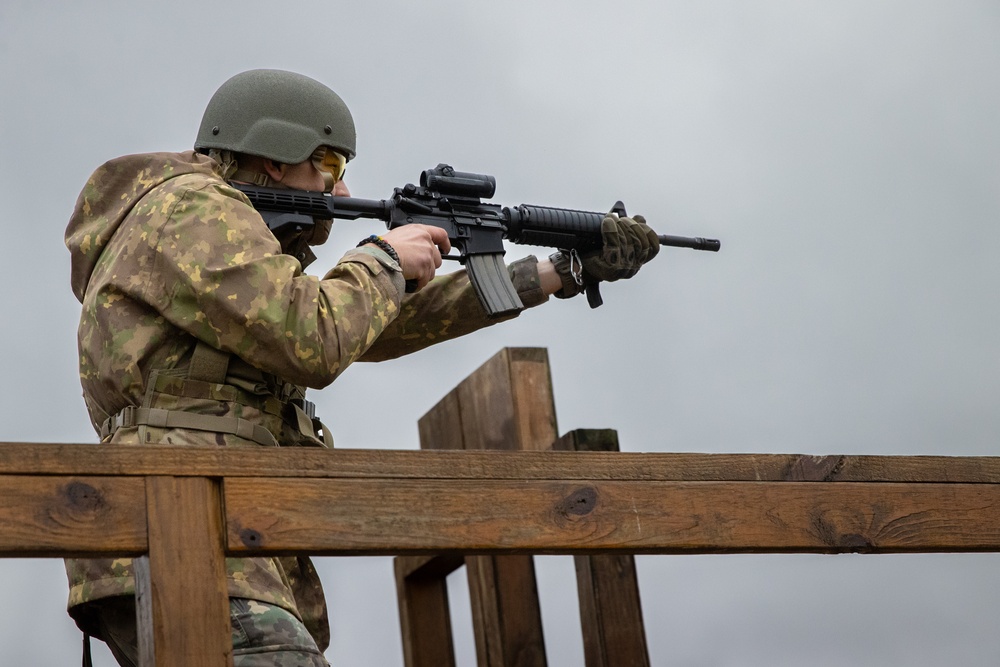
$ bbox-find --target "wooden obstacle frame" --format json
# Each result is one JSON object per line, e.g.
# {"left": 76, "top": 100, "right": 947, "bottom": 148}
{"left": 2, "top": 348, "right": 999, "bottom": 666}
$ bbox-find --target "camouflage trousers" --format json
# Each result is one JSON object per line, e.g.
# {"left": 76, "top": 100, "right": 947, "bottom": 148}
{"left": 85, "top": 595, "right": 329, "bottom": 666}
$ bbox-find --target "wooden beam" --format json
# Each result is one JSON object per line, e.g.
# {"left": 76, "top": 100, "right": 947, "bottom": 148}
{"left": 2, "top": 470, "right": 1000, "bottom": 559}
{"left": 225, "top": 478, "right": 1000, "bottom": 555}
{"left": 396, "top": 555, "right": 466, "bottom": 580}
{"left": 465, "top": 555, "right": 547, "bottom": 667}
{"left": 417, "top": 348, "right": 553, "bottom": 667}
{"left": 425, "top": 347, "right": 557, "bottom": 453}
{"left": 0, "top": 475, "right": 145, "bottom": 557}
{"left": 574, "top": 555, "right": 649, "bottom": 667}
{"left": 136, "top": 476, "right": 231, "bottom": 667}
{"left": 2, "top": 444, "right": 1000, "bottom": 484}
{"left": 395, "top": 557, "right": 458, "bottom": 667}
{"left": 555, "top": 430, "right": 649, "bottom": 667}
{"left": 416, "top": 391, "right": 465, "bottom": 452}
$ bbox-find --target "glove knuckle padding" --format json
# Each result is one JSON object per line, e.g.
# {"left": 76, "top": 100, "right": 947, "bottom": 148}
{"left": 644, "top": 227, "right": 660, "bottom": 261}
{"left": 576, "top": 212, "right": 660, "bottom": 286}
{"left": 624, "top": 223, "right": 645, "bottom": 263}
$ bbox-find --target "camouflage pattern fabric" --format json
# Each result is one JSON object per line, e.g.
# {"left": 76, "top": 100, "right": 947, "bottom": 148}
{"left": 231, "top": 597, "right": 329, "bottom": 667}
{"left": 84, "top": 596, "right": 328, "bottom": 667}
{"left": 63, "top": 151, "right": 549, "bottom": 649}
{"left": 64, "top": 151, "right": 547, "bottom": 428}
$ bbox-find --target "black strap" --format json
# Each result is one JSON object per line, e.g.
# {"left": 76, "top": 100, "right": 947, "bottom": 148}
{"left": 83, "top": 633, "right": 94, "bottom": 667}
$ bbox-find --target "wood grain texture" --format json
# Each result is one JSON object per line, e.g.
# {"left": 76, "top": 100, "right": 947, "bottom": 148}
{"left": 3, "top": 444, "right": 1000, "bottom": 484}
{"left": 395, "top": 557, "right": 457, "bottom": 667}
{"left": 456, "top": 349, "right": 518, "bottom": 451}
{"left": 414, "top": 347, "right": 551, "bottom": 667}
{"left": 417, "top": 390, "right": 466, "bottom": 451}
{"left": 225, "top": 477, "right": 1000, "bottom": 555}
{"left": 0, "top": 475, "right": 145, "bottom": 556}
{"left": 466, "top": 555, "right": 547, "bottom": 667}
{"left": 417, "top": 347, "right": 556, "bottom": 453}
{"left": 575, "top": 554, "right": 649, "bottom": 667}
{"left": 508, "top": 348, "right": 558, "bottom": 452}
{"left": 137, "top": 476, "right": 231, "bottom": 667}
{"left": 557, "top": 430, "right": 650, "bottom": 667}
{"left": 395, "top": 554, "right": 465, "bottom": 579}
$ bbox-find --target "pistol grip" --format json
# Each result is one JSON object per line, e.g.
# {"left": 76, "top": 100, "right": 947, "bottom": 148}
{"left": 585, "top": 282, "right": 603, "bottom": 309}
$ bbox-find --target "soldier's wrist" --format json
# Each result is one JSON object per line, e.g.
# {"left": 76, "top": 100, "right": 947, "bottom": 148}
{"left": 549, "top": 251, "right": 585, "bottom": 299}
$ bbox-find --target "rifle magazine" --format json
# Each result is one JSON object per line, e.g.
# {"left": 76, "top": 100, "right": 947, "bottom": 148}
{"left": 465, "top": 253, "right": 524, "bottom": 319}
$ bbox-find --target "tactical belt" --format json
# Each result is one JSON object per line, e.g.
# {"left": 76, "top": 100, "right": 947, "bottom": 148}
{"left": 100, "top": 341, "right": 332, "bottom": 448}
{"left": 101, "top": 405, "right": 279, "bottom": 447}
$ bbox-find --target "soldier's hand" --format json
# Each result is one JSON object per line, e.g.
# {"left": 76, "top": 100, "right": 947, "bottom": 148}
{"left": 381, "top": 225, "right": 451, "bottom": 291}
{"left": 549, "top": 213, "right": 659, "bottom": 299}
{"left": 582, "top": 213, "right": 659, "bottom": 282}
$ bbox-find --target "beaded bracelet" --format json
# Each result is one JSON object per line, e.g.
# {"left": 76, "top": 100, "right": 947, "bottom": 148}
{"left": 357, "top": 234, "right": 400, "bottom": 264}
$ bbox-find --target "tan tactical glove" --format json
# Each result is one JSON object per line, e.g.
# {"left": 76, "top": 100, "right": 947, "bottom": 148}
{"left": 550, "top": 213, "right": 660, "bottom": 299}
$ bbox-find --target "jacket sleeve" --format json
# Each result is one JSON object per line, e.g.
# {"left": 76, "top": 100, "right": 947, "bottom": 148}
{"left": 144, "top": 179, "right": 404, "bottom": 388}
{"left": 355, "top": 254, "right": 549, "bottom": 362}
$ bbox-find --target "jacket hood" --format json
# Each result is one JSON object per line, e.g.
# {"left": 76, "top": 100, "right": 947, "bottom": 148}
{"left": 65, "top": 151, "right": 221, "bottom": 302}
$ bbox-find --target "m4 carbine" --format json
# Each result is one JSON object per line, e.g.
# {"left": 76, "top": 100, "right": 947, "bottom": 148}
{"left": 234, "top": 164, "right": 720, "bottom": 318}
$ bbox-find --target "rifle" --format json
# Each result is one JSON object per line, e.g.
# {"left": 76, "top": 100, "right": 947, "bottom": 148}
{"left": 233, "top": 164, "right": 720, "bottom": 318}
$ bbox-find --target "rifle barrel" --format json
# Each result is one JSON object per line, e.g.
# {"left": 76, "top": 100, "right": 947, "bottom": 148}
{"left": 659, "top": 234, "right": 720, "bottom": 252}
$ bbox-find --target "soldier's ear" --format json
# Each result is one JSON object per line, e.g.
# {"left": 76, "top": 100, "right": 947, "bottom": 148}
{"left": 263, "top": 160, "right": 287, "bottom": 182}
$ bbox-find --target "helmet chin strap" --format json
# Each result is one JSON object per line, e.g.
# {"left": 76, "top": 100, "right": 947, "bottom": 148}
{"left": 230, "top": 168, "right": 276, "bottom": 187}
{"left": 207, "top": 149, "right": 238, "bottom": 180}
{"left": 207, "top": 147, "right": 275, "bottom": 187}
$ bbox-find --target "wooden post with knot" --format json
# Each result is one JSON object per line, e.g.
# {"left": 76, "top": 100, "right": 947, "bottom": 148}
{"left": 394, "top": 348, "right": 650, "bottom": 667}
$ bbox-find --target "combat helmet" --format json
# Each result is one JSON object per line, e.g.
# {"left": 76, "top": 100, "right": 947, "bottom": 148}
{"left": 195, "top": 69, "right": 356, "bottom": 164}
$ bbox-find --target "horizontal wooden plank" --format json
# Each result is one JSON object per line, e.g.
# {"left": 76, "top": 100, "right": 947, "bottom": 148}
{"left": 395, "top": 554, "right": 466, "bottom": 580}
{"left": 2, "top": 443, "right": 1000, "bottom": 483}
{"left": 224, "top": 478, "right": 1000, "bottom": 556}
{"left": 0, "top": 475, "right": 147, "bottom": 557}
{"left": 3, "top": 469, "right": 1000, "bottom": 558}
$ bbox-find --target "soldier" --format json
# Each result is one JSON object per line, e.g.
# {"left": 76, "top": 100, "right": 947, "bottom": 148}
{"left": 64, "top": 69, "right": 659, "bottom": 665}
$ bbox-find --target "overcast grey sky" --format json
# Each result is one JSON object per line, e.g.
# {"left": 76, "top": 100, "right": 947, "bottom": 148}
{"left": 2, "top": 1, "right": 999, "bottom": 665}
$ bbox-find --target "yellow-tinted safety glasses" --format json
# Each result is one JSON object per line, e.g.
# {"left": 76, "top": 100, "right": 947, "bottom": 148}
{"left": 311, "top": 147, "right": 348, "bottom": 189}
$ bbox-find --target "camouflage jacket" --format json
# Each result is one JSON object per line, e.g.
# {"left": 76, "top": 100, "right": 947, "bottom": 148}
{"left": 63, "top": 151, "right": 548, "bottom": 647}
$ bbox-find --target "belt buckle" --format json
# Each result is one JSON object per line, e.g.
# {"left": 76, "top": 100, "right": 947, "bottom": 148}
{"left": 116, "top": 405, "right": 136, "bottom": 430}
{"left": 103, "top": 405, "right": 135, "bottom": 438}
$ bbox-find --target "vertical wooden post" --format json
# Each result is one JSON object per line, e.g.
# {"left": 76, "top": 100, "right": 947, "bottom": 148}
{"left": 399, "top": 348, "right": 554, "bottom": 667}
{"left": 463, "top": 554, "right": 547, "bottom": 667}
{"left": 553, "top": 430, "right": 650, "bottom": 667}
{"left": 395, "top": 555, "right": 463, "bottom": 667}
{"left": 397, "top": 389, "right": 465, "bottom": 667}
{"left": 135, "top": 476, "right": 232, "bottom": 667}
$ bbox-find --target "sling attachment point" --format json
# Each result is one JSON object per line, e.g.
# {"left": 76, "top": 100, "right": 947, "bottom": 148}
{"left": 289, "top": 399, "right": 333, "bottom": 448}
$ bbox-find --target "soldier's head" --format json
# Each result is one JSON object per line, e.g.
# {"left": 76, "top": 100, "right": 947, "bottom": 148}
{"left": 194, "top": 69, "right": 354, "bottom": 194}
